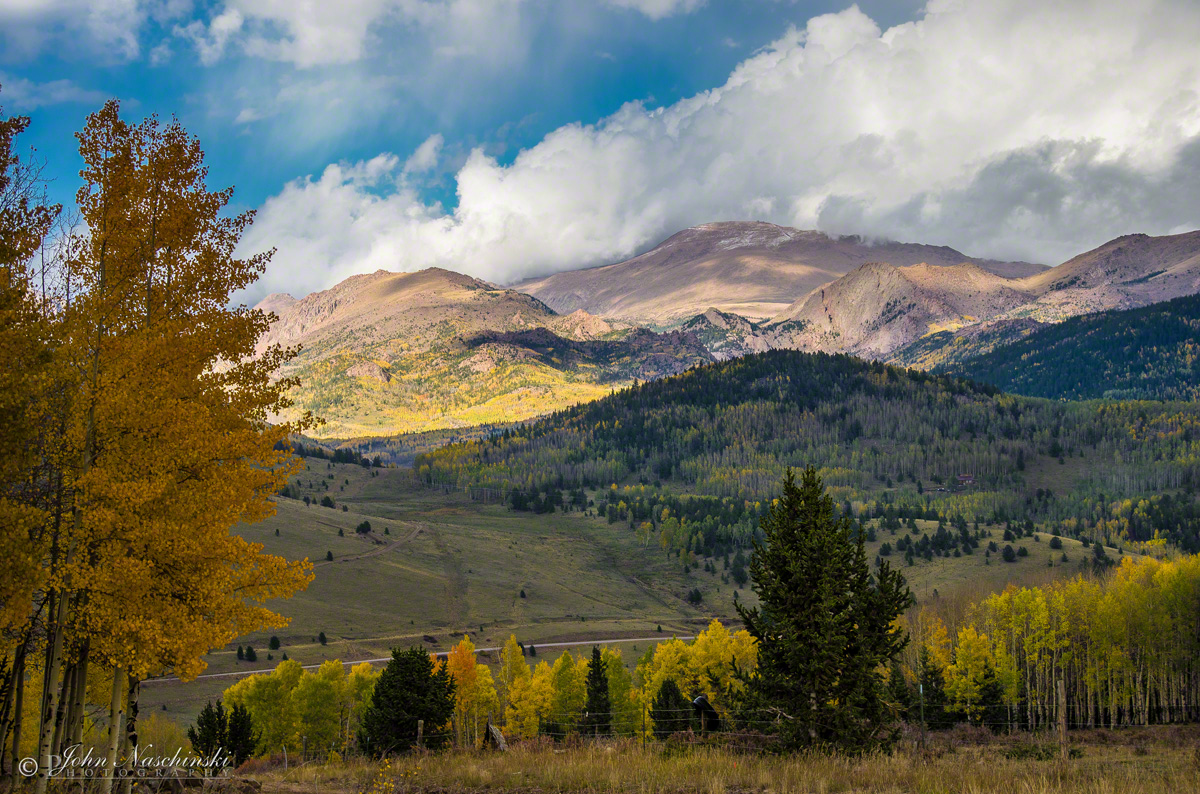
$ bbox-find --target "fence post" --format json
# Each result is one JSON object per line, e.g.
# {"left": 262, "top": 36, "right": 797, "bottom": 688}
{"left": 417, "top": 719, "right": 424, "bottom": 748}
{"left": 1057, "top": 679, "right": 1068, "bottom": 761}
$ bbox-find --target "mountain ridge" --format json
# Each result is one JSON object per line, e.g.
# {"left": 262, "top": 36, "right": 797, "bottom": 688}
{"left": 517, "top": 221, "right": 1045, "bottom": 324}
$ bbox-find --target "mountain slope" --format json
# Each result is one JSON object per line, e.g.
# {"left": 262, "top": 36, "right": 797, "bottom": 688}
{"left": 518, "top": 222, "right": 1044, "bottom": 324}
{"left": 257, "top": 268, "right": 712, "bottom": 438}
{"left": 929, "top": 293, "right": 1200, "bottom": 400}
{"left": 769, "top": 261, "right": 1034, "bottom": 357}
{"left": 416, "top": 349, "right": 1200, "bottom": 552}
{"left": 763, "top": 229, "right": 1200, "bottom": 360}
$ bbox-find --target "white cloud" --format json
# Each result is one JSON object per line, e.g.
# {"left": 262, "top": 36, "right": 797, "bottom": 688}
{"left": 173, "top": 8, "right": 242, "bottom": 65}
{"left": 237, "top": 0, "right": 1200, "bottom": 303}
{"left": 604, "top": 0, "right": 706, "bottom": 20}
{"left": 0, "top": 0, "right": 189, "bottom": 60}
{"left": 175, "top": 0, "right": 705, "bottom": 68}
{"left": 0, "top": 73, "right": 106, "bottom": 109}
{"left": 404, "top": 134, "right": 444, "bottom": 174}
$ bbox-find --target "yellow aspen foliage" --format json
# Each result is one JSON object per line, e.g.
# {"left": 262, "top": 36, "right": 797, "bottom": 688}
{"left": 57, "top": 101, "right": 316, "bottom": 684}
{"left": 549, "top": 651, "right": 587, "bottom": 729}
{"left": 635, "top": 621, "right": 756, "bottom": 717}
{"left": 507, "top": 661, "right": 554, "bottom": 739}
{"left": 601, "top": 648, "right": 639, "bottom": 735}
{"left": 944, "top": 626, "right": 996, "bottom": 721}
{"left": 496, "top": 634, "right": 530, "bottom": 721}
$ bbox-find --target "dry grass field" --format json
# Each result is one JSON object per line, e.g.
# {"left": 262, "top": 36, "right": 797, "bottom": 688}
{"left": 247, "top": 727, "right": 1200, "bottom": 794}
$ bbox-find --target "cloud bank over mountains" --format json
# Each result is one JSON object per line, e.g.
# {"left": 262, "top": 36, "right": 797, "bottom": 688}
{"left": 9, "top": 1, "right": 1195, "bottom": 304}
{"left": 237, "top": 0, "right": 1200, "bottom": 302}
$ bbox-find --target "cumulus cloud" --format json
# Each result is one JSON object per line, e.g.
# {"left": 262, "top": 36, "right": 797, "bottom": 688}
{"left": 173, "top": 8, "right": 243, "bottom": 65}
{"left": 237, "top": 0, "right": 1200, "bottom": 303}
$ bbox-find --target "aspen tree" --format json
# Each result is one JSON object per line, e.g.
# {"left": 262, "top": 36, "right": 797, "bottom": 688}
{"left": 20, "top": 101, "right": 313, "bottom": 794}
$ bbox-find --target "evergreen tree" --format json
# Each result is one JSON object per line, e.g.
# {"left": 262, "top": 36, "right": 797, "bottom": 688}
{"left": 359, "top": 646, "right": 455, "bottom": 755}
{"left": 650, "top": 679, "right": 691, "bottom": 738}
{"left": 580, "top": 646, "right": 611, "bottom": 736}
{"left": 736, "top": 467, "right": 913, "bottom": 752}
{"left": 917, "top": 647, "right": 957, "bottom": 730}
{"left": 244, "top": 646, "right": 257, "bottom": 662}
{"left": 187, "top": 701, "right": 226, "bottom": 759}
{"left": 886, "top": 659, "right": 912, "bottom": 720}
{"left": 226, "top": 704, "right": 259, "bottom": 766}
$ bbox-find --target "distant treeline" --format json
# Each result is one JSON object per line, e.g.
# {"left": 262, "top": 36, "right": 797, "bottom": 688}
{"left": 938, "top": 293, "right": 1200, "bottom": 401}
{"left": 415, "top": 350, "right": 1200, "bottom": 553}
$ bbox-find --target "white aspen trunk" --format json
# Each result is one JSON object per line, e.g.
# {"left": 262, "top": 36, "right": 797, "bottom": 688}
{"left": 102, "top": 667, "right": 127, "bottom": 794}
{"left": 32, "top": 590, "right": 71, "bottom": 794}
{"left": 118, "top": 678, "right": 139, "bottom": 794}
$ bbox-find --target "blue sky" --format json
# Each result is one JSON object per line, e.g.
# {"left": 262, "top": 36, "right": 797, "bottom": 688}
{"left": 3, "top": 1, "right": 1199, "bottom": 303}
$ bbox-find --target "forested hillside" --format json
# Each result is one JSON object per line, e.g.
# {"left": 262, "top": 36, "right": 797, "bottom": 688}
{"left": 931, "top": 294, "right": 1200, "bottom": 400}
{"left": 416, "top": 350, "right": 1200, "bottom": 553}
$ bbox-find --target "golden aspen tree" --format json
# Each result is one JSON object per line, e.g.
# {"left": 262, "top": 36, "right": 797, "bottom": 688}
{"left": 549, "top": 651, "right": 586, "bottom": 732}
{"left": 445, "top": 636, "right": 478, "bottom": 746}
{"left": 507, "top": 661, "right": 554, "bottom": 739}
{"left": 496, "top": 635, "right": 530, "bottom": 724}
{"left": 18, "top": 100, "right": 315, "bottom": 794}
{"left": 600, "top": 648, "right": 638, "bottom": 736}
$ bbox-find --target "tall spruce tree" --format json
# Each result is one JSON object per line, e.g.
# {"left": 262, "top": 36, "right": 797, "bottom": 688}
{"left": 736, "top": 467, "right": 913, "bottom": 752}
{"left": 580, "top": 646, "right": 611, "bottom": 736}
{"left": 359, "top": 646, "right": 455, "bottom": 755}
{"left": 187, "top": 701, "right": 226, "bottom": 759}
{"left": 225, "top": 704, "right": 259, "bottom": 766}
{"left": 650, "top": 679, "right": 691, "bottom": 738}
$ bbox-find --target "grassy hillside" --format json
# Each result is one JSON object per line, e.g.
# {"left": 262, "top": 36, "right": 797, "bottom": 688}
{"left": 927, "top": 293, "right": 1200, "bottom": 400}
{"left": 259, "top": 269, "right": 712, "bottom": 438}
{"left": 417, "top": 349, "right": 1200, "bottom": 553}
{"left": 141, "top": 454, "right": 1116, "bottom": 723}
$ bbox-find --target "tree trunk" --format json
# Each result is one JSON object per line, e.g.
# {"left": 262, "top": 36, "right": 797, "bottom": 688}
{"left": 7, "top": 651, "right": 25, "bottom": 789}
{"left": 51, "top": 661, "right": 75, "bottom": 759}
{"left": 102, "top": 667, "right": 126, "bottom": 794}
{"left": 118, "top": 677, "right": 139, "bottom": 794}
{"left": 67, "top": 642, "right": 89, "bottom": 748}
{"left": 32, "top": 589, "right": 71, "bottom": 794}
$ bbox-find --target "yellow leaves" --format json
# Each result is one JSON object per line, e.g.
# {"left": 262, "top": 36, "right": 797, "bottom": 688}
{"left": 635, "top": 619, "right": 757, "bottom": 716}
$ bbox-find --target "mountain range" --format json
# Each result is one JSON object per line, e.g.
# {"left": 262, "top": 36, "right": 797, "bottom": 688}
{"left": 258, "top": 223, "right": 1200, "bottom": 437}
{"left": 517, "top": 221, "right": 1045, "bottom": 325}
{"left": 255, "top": 267, "right": 711, "bottom": 438}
